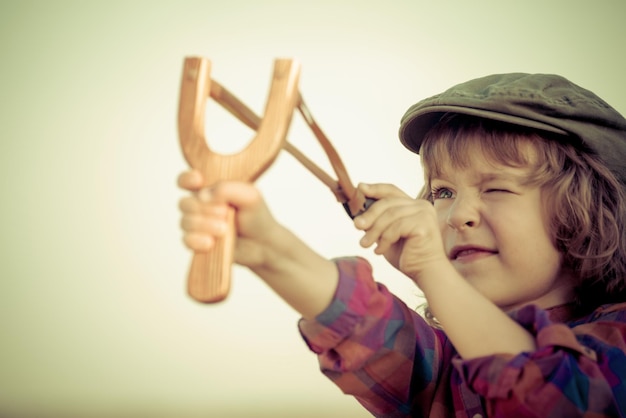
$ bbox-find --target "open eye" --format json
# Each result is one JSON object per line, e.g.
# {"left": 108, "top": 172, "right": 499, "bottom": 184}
{"left": 432, "top": 187, "right": 454, "bottom": 199}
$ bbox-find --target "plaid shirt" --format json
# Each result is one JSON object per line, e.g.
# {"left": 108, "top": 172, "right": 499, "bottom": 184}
{"left": 299, "top": 257, "right": 626, "bottom": 417}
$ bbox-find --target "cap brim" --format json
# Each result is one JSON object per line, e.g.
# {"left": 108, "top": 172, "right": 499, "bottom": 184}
{"left": 399, "top": 105, "right": 570, "bottom": 154}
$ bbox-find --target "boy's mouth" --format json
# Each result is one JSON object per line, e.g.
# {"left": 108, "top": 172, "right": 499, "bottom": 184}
{"left": 449, "top": 245, "right": 498, "bottom": 261}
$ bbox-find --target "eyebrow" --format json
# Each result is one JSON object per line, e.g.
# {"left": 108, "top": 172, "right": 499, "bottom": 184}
{"left": 478, "top": 172, "right": 525, "bottom": 182}
{"left": 432, "top": 169, "right": 531, "bottom": 185}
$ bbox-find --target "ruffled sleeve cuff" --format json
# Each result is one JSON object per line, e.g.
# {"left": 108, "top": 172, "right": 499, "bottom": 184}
{"left": 298, "top": 257, "right": 398, "bottom": 369}
{"left": 454, "top": 304, "right": 597, "bottom": 400}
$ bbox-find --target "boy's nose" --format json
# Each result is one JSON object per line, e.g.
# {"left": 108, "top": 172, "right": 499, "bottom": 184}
{"left": 446, "top": 196, "right": 479, "bottom": 230}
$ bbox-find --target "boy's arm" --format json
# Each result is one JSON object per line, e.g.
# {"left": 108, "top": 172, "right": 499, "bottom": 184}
{"left": 299, "top": 257, "right": 446, "bottom": 418}
{"left": 354, "top": 183, "right": 535, "bottom": 359}
{"left": 415, "top": 262, "right": 536, "bottom": 358}
{"left": 247, "top": 223, "right": 339, "bottom": 319}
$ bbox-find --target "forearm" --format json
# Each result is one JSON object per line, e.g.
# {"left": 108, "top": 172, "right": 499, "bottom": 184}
{"left": 250, "top": 224, "right": 339, "bottom": 319}
{"left": 299, "top": 257, "right": 428, "bottom": 417}
{"left": 417, "top": 263, "right": 536, "bottom": 359}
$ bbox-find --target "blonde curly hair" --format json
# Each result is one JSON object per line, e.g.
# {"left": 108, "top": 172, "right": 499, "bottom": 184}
{"left": 419, "top": 113, "right": 626, "bottom": 317}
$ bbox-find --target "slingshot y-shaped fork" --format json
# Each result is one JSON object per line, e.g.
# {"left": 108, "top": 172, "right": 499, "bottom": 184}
{"left": 178, "top": 57, "right": 372, "bottom": 303}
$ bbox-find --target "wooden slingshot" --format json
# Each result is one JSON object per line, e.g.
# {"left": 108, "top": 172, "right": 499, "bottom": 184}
{"left": 178, "top": 57, "right": 372, "bottom": 303}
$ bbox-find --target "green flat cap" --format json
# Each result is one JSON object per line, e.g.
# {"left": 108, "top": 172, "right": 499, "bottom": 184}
{"left": 399, "top": 73, "right": 626, "bottom": 187}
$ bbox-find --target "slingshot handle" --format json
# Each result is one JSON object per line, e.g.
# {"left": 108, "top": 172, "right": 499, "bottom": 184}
{"left": 178, "top": 57, "right": 300, "bottom": 304}
{"left": 187, "top": 207, "right": 236, "bottom": 303}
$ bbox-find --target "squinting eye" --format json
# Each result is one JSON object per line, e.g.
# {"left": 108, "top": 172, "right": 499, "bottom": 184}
{"left": 432, "top": 187, "right": 453, "bottom": 199}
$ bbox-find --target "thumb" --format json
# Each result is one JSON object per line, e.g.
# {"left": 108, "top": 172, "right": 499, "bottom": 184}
{"left": 211, "top": 181, "right": 263, "bottom": 210}
{"left": 359, "top": 182, "right": 410, "bottom": 199}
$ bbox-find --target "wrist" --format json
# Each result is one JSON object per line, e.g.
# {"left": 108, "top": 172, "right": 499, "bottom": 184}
{"left": 253, "top": 224, "right": 296, "bottom": 272}
{"left": 406, "top": 256, "right": 455, "bottom": 289}
{"left": 249, "top": 225, "right": 338, "bottom": 319}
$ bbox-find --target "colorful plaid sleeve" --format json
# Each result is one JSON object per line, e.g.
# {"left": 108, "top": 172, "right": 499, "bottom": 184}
{"left": 454, "top": 303, "right": 626, "bottom": 417}
{"left": 298, "top": 257, "right": 626, "bottom": 418}
{"left": 298, "top": 257, "right": 447, "bottom": 417}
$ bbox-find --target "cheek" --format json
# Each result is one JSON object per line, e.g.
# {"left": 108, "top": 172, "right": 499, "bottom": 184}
{"left": 435, "top": 202, "right": 452, "bottom": 230}
{"left": 497, "top": 214, "right": 561, "bottom": 271}
{"left": 437, "top": 212, "right": 447, "bottom": 232}
{"left": 527, "top": 244, "right": 562, "bottom": 276}
{"left": 489, "top": 202, "right": 542, "bottom": 241}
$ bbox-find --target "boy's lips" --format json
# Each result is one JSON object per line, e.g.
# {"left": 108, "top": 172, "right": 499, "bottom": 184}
{"left": 449, "top": 245, "right": 498, "bottom": 261}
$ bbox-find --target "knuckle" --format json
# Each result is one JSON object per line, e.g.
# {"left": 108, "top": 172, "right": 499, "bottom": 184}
{"left": 181, "top": 215, "right": 205, "bottom": 232}
{"left": 184, "top": 233, "right": 212, "bottom": 251}
{"left": 182, "top": 234, "right": 196, "bottom": 250}
{"left": 180, "top": 216, "right": 194, "bottom": 231}
{"left": 178, "top": 197, "right": 190, "bottom": 211}
{"left": 179, "top": 196, "right": 199, "bottom": 212}
{"left": 180, "top": 217, "right": 187, "bottom": 230}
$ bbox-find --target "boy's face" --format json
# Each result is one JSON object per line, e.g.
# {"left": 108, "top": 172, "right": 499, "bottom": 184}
{"left": 429, "top": 142, "right": 574, "bottom": 311}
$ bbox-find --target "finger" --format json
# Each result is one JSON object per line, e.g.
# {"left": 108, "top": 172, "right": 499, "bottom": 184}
{"left": 359, "top": 183, "right": 410, "bottom": 200}
{"left": 180, "top": 214, "right": 228, "bottom": 236}
{"left": 183, "top": 233, "right": 216, "bottom": 252}
{"left": 211, "top": 181, "right": 263, "bottom": 209}
{"left": 180, "top": 183, "right": 258, "bottom": 215}
{"left": 373, "top": 203, "right": 439, "bottom": 255}
{"left": 355, "top": 197, "right": 416, "bottom": 232}
{"left": 179, "top": 196, "right": 201, "bottom": 213}
{"left": 373, "top": 216, "right": 416, "bottom": 255}
{"left": 195, "top": 187, "right": 212, "bottom": 202}
{"left": 177, "top": 169, "right": 204, "bottom": 191}
{"left": 359, "top": 203, "right": 421, "bottom": 248}
{"left": 179, "top": 196, "right": 230, "bottom": 216}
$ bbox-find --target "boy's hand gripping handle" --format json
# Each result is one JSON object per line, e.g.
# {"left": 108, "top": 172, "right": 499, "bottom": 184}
{"left": 187, "top": 207, "right": 236, "bottom": 303}
{"left": 177, "top": 57, "right": 300, "bottom": 303}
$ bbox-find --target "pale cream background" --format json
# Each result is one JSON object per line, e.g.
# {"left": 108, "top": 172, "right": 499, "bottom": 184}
{"left": 1, "top": 1, "right": 625, "bottom": 417}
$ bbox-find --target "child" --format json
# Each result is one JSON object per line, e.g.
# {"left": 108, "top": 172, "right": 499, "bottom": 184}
{"left": 178, "top": 73, "right": 626, "bottom": 417}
